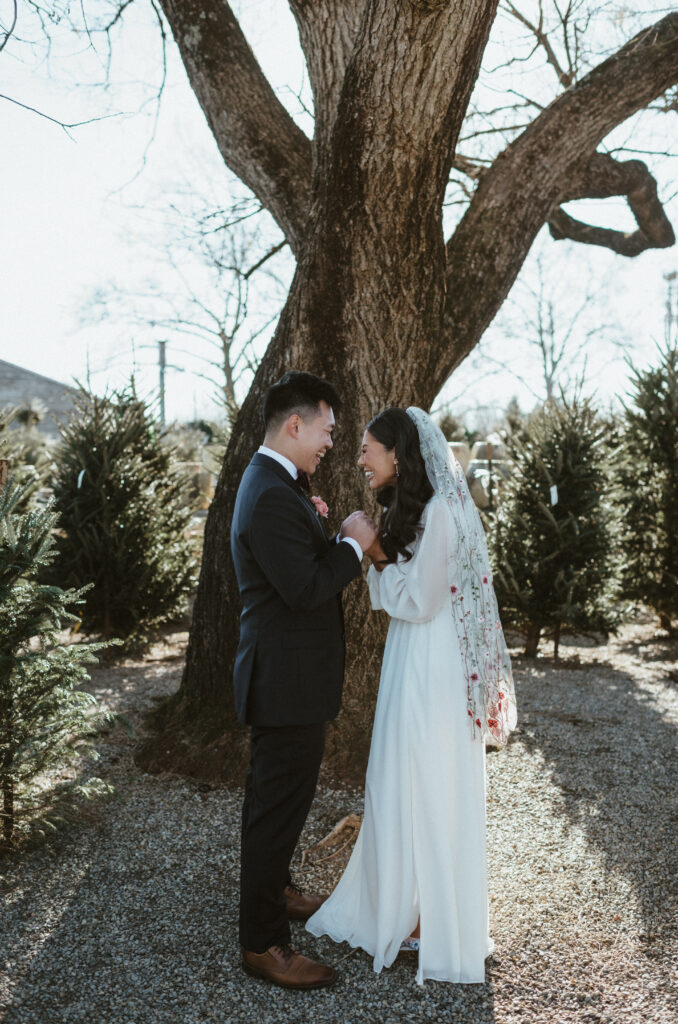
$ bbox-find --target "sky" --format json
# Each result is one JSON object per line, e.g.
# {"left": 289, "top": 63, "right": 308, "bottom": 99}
{"left": 1, "top": 0, "right": 676, "bottom": 428}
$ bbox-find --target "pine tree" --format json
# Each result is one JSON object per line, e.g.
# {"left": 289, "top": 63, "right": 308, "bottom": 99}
{"left": 0, "top": 477, "right": 111, "bottom": 848}
{"left": 490, "top": 394, "right": 619, "bottom": 657}
{"left": 0, "top": 407, "right": 53, "bottom": 513}
{"left": 438, "top": 411, "right": 466, "bottom": 442}
{"left": 503, "top": 396, "right": 525, "bottom": 440}
{"left": 615, "top": 342, "right": 678, "bottom": 633}
{"left": 49, "top": 385, "right": 198, "bottom": 646}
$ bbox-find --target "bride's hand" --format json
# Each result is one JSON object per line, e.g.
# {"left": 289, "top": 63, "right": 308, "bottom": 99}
{"left": 365, "top": 536, "right": 389, "bottom": 570}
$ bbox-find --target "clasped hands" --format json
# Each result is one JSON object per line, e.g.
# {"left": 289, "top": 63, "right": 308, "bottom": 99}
{"left": 340, "top": 511, "right": 388, "bottom": 567}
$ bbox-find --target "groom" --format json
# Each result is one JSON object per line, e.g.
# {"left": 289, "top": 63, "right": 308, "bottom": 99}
{"left": 231, "top": 371, "right": 377, "bottom": 990}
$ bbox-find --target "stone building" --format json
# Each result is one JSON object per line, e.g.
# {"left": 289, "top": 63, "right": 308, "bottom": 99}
{"left": 0, "top": 359, "right": 78, "bottom": 438}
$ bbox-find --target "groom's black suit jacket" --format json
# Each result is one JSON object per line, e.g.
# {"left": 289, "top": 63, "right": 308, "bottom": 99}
{"left": 231, "top": 452, "right": 362, "bottom": 727}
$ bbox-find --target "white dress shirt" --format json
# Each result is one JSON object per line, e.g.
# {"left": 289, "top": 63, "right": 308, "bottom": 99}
{"left": 257, "top": 445, "right": 363, "bottom": 561}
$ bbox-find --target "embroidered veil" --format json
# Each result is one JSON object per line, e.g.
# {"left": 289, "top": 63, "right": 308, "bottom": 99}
{"left": 406, "top": 406, "right": 517, "bottom": 745}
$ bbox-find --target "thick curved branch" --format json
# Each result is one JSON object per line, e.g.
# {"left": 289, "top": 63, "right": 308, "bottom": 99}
{"left": 440, "top": 12, "right": 678, "bottom": 388}
{"left": 549, "top": 153, "right": 675, "bottom": 256}
{"left": 158, "top": 0, "right": 312, "bottom": 253}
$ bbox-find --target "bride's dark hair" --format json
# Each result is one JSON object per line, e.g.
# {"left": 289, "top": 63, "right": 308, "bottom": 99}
{"left": 366, "top": 407, "right": 434, "bottom": 563}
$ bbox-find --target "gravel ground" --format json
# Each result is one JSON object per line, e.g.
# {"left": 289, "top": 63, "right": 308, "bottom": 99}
{"left": 1, "top": 621, "right": 676, "bottom": 1024}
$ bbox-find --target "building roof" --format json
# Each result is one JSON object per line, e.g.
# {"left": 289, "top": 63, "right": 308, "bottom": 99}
{"left": 0, "top": 359, "right": 79, "bottom": 437}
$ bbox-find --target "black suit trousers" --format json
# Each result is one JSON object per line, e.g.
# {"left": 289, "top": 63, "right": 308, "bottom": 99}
{"left": 239, "top": 721, "right": 326, "bottom": 952}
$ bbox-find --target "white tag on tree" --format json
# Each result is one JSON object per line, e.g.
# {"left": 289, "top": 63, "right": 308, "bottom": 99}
{"left": 550, "top": 485, "right": 558, "bottom": 506}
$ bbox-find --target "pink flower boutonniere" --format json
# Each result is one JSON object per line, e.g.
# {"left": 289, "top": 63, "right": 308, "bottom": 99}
{"left": 310, "top": 495, "right": 329, "bottom": 518}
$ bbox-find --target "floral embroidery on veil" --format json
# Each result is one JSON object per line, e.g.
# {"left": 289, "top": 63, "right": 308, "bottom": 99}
{"left": 406, "top": 407, "right": 517, "bottom": 745}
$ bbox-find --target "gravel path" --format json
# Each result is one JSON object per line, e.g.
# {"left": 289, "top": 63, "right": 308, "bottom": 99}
{"left": 1, "top": 622, "right": 676, "bottom": 1024}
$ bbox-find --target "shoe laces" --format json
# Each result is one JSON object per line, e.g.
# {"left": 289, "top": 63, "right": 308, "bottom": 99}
{"left": 272, "top": 943, "right": 296, "bottom": 962}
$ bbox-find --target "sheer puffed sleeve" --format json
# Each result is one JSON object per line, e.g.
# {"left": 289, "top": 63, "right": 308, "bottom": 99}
{"left": 367, "top": 496, "right": 452, "bottom": 622}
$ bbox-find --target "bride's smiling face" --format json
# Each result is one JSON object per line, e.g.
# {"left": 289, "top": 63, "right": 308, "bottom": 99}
{"left": 357, "top": 430, "right": 398, "bottom": 491}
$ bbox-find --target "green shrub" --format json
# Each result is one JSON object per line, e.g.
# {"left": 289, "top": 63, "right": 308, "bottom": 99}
{"left": 490, "top": 394, "right": 619, "bottom": 657}
{"left": 615, "top": 342, "right": 678, "bottom": 633}
{"left": 0, "top": 479, "right": 112, "bottom": 848}
{"left": 49, "top": 385, "right": 198, "bottom": 646}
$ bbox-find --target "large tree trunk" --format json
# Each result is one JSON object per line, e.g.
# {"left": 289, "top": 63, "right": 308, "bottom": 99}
{"left": 139, "top": 0, "right": 497, "bottom": 781}
{"left": 139, "top": 4, "right": 678, "bottom": 781}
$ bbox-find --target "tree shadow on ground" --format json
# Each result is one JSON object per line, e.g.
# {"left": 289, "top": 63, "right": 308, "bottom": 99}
{"left": 0, "top": 775, "right": 498, "bottom": 1024}
{"left": 611, "top": 633, "right": 677, "bottom": 665}
{"left": 1, "top": 641, "right": 498, "bottom": 1024}
{"left": 515, "top": 653, "right": 677, "bottom": 955}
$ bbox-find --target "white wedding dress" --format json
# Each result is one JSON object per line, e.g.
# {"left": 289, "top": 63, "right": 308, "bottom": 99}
{"left": 306, "top": 495, "right": 491, "bottom": 984}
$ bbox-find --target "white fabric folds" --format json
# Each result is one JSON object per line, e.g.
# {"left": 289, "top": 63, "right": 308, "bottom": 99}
{"left": 307, "top": 496, "right": 492, "bottom": 983}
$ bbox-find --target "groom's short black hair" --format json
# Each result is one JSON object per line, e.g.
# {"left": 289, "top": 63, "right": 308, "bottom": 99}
{"left": 263, "top": 371, "right": 342, "bottom": 433}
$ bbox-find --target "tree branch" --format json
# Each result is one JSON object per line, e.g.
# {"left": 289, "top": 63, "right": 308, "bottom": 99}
{"left": 502, "top": 1, "right": 573, "bottom": 88}
{"left": 0, "top": 0, "right": 18, "bottom": 54}
{"left": 440, "top": 12, "right": 678, "bottom": 388}
{"left": 549, "top": 153, "right": 675, "bottom": 256}
{"left": 288, "top": 0, "right": 366, "bottom": 156}
{"left": 243, "top": 240, "right": 288, "bottom": 280}
{"left": 158, "top": 0, "right": 312, "bottom": 254}
{"left": 0, "top": 93, "right": 129, "bottom": 138}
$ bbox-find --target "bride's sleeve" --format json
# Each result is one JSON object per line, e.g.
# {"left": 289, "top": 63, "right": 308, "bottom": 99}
{"left": 367, "top": 497, "right": 451, "bottom": 622}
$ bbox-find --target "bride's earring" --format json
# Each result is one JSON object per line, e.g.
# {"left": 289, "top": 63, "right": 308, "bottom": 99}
{"left": 394, "top": 459, "right": 400, "bottom": 478}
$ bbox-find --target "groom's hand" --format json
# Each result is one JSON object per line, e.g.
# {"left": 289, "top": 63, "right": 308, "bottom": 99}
{"left": 340, "top": 511, "right": 378, "bottom": 553}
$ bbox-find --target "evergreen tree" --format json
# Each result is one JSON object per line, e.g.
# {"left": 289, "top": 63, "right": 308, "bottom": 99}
{"left": 615, "top": 342, "right": 678, "bottom": 633}
{"left": 0, "top": 478, "right": 111, "bottom": 847}
{"left": 438, "top": 411, "right": 466, "bottom": 442}
{"left": 503, "top": 396, "right": 525, "bottom": 440}
{"left": 49, "top": 385, "right": 198, "bottom": 646}
{"left": 0, "top": 407, "right": 53, "bottom": 513}
{"left": 490, "top": 394, "right": 619, "bottom": 657}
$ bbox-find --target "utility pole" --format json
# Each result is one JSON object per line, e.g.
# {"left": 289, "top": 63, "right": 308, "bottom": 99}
{"left": 665, "top": 271, "right": 677, "bottom": 339}
{"left": 158, "top": 340, "right": 167, "bottom": 427}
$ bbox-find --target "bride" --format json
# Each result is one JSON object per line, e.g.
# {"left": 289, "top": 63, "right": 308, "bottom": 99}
{"left": 306, "top": 407, "right": 517, "bottom": 984}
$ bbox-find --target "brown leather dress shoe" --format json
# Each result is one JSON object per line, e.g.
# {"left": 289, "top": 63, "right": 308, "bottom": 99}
{"left": 242, "top": 943, "right": 338, "bottom": 990}
{"left": 284, "top": 882, "right": 329, "bottom": 922}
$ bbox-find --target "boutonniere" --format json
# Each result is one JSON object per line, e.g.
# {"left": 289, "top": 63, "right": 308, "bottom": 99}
{"left": 310, "top": 495, "right": 329, "bottom": 518}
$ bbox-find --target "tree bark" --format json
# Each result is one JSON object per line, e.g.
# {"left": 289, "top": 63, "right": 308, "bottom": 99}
{"left": 440, "top": 12, "right": 678, "bottom": 381}
{"left": 1, "top": 771, "right": 13, "bottom": 847}
{"left": 658, "top": 611, "right": 673, "bottom": 635}
{"left": 139, "top": 0, "right": 499, "bottom": 780}
{"left": 525, "top": 624, "right": 541, "bottom": 659}
{"left": 138, "top": 6, "right": 678, "bottom": 781}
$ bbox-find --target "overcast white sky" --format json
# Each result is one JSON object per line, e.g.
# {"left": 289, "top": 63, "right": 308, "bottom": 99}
{"left": 1, "top": 0, "right": 676, "bottom": 426}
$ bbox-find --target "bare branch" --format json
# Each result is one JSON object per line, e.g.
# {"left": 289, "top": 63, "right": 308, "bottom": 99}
{"left": 549, "top": 208, "right": 674, "bottom": 257}
{"left": 440, "top": 12, "right": 678, "bottom": 387}
{"left": 101, "top": 0, "right": 137, "bottom": 33}
{"left": 108, "top": 0, "right": 167, "bottom": 194}
{"left": 0, "top": 93, "right": 130, "bottom": 138}
{"left": 243, "top": 240, "right": 288, "bottom": 280}
{"left": 0, "top": 0, "right": 18, "bottom": 54}
{"left": 158, "top": 0, "right": 312, "bottom": 254}
{"left": 503, "top": 1, "right": 573, "bottom": 87}
{"left": 550, "top": 153, "right": 676, "bottom": 256}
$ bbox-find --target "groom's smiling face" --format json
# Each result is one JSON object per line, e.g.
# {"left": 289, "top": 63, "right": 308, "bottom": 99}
{"left": 292, "top": 400, "right": 335, "bottom": 476}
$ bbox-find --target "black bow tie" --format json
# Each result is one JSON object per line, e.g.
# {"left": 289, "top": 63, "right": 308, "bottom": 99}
{"left": 295, "top": 470, "right": 311, "bottom": 493}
